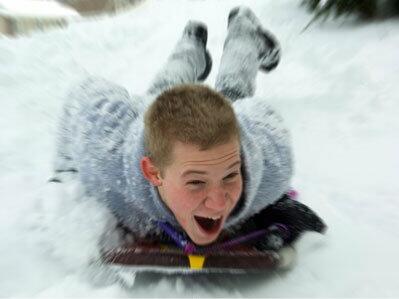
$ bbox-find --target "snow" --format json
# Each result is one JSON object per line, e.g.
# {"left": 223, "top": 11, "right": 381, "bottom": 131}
{"left": 0, "top": 0, "right": 79, "bottom": 18}
{"left": 1, "top": 0, "right": 399, "bottom": 296}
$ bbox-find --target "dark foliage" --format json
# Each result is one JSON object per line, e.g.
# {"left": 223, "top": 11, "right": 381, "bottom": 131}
{"left": 302, "top": 0, "right": 399, "bottom": 30}
{"left": 303, "top": 0, "right": 377, "bottom": 18}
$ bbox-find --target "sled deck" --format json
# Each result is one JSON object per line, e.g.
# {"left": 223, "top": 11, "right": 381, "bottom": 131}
{"left": 101, "top": 242, "right": 294, "bottom": 274}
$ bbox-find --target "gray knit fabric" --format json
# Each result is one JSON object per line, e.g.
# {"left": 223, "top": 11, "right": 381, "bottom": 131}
{"left": 215, "top": 6, "right": 281, "bottom": 101}
{"left": 147, "top": 20, "right": 209, "bottom": 97}
{"left": 54, "top": 17, "right": 293, "bottom": 239}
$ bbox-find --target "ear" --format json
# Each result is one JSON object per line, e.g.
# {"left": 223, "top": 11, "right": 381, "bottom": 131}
{"left": 140, "top": 156, "right": 163, "bottom": 186}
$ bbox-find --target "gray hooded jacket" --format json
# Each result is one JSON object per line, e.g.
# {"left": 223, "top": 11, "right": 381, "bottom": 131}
{"left": 55, "top": 76, "right": 293, "bottom": 238}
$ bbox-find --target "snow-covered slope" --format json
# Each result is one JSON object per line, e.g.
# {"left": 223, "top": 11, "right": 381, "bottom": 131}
{"left": 0, "top": 0, "right": 398, "bottom": 296}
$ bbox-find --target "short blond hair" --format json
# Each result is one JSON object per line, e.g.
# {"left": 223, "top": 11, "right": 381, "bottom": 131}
{"left": 144, "top": 84, "right": 240, "bottom": 170}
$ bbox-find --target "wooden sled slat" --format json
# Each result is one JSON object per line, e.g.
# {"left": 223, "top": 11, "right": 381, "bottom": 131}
{"left": 102, "top": 244, "right": 281, "bottom": 272}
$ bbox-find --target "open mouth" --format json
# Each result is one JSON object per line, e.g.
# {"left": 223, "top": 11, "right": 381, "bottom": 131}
{"left": 194, "top": 215, "right": 222, "bottom": 234}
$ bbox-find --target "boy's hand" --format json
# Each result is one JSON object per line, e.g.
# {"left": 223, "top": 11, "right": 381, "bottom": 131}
{"left": 251, "top": 194, "right": 327, "bottom": 251}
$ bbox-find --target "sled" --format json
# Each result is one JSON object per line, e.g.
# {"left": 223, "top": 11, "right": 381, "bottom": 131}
{"left": 101, "top": 241, "right": 296, "bottom": 274}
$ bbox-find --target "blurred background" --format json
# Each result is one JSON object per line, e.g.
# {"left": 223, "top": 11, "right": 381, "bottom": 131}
{"left": 1, "top": 0, "right": 399, "bottom": 37}
{"left": 0, "top": 0, "right": 143, "bottom": 36}
{"left": 0, "top": 0, "right": 398, "bottom": 297}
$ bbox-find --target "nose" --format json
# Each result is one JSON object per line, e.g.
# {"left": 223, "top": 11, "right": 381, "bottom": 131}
{"left": 204, "top": 187, "right": 228, "bottom": 211}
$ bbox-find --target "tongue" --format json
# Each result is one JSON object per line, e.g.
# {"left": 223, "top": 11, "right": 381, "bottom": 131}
{"left": 194, "top": 216, "right": 220, "bottom": 232}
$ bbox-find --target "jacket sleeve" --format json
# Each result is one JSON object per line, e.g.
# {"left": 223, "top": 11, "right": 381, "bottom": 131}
{"left": 232, "top": 97, "right": 294, "bottom": 215}
{"left": 55, "top": 77, "right": 141, "bottom": 197}
{"left": 55, "top": 77, "right": 132, "bottom": 169}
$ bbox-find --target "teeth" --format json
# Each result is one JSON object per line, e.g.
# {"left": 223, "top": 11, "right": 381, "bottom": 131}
{"left": 195, "top": 215, "right": 222, "bottom": 220}
{"left": 206, "top": 216, "right": 221, "bottom": 220}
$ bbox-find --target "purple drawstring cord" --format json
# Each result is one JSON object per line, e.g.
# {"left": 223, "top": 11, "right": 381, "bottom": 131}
{"left": 157, "top": 221, "right": 195, "bottom": 254}
{"left": 157, "top": 221, "right": 290, "bottom": 254}
{"left": 198, "top": 228, "right": 269, "bottom": 253}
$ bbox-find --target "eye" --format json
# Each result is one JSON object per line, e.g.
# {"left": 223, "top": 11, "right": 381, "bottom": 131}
{"left": 223, "top": 172, "right": 239, "bottom": 180}
{"left": 187, "top": 180, "right": 205, "bottom": 186}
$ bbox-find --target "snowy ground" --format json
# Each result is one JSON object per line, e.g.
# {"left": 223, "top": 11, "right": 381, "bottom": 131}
{"left": 1, "top": 0, "right": 399, "bottom": 297}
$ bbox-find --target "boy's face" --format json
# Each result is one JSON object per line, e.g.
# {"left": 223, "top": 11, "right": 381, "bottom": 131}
{"left": 157, "top": 139, "right": 243, "bottom": 245}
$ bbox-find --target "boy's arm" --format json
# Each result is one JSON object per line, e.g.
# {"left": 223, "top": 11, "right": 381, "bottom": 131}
{"left": 233, "top": 97, "right": 294, "bottom": 214}
{"left": 234, "top": 97, "right": 293, "bottom": 171}
{"left": 233, "top": 98, "right": 326, "bottom": 250}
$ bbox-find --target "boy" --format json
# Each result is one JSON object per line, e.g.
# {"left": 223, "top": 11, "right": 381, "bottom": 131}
{"left": 53, "top": 6, "right": 325, "bottom": 251}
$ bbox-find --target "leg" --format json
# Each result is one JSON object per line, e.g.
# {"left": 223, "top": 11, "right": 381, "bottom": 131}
{"left": 215, "top": 6, "right": 281, "bottom": 101}
{"left": 147, "top": 20, "right": 212, "bottom": 96}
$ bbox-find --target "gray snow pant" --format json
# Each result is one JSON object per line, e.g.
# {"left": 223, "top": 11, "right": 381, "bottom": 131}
{"left": 147, "top": 24, "right": 263, "bottom": 102}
